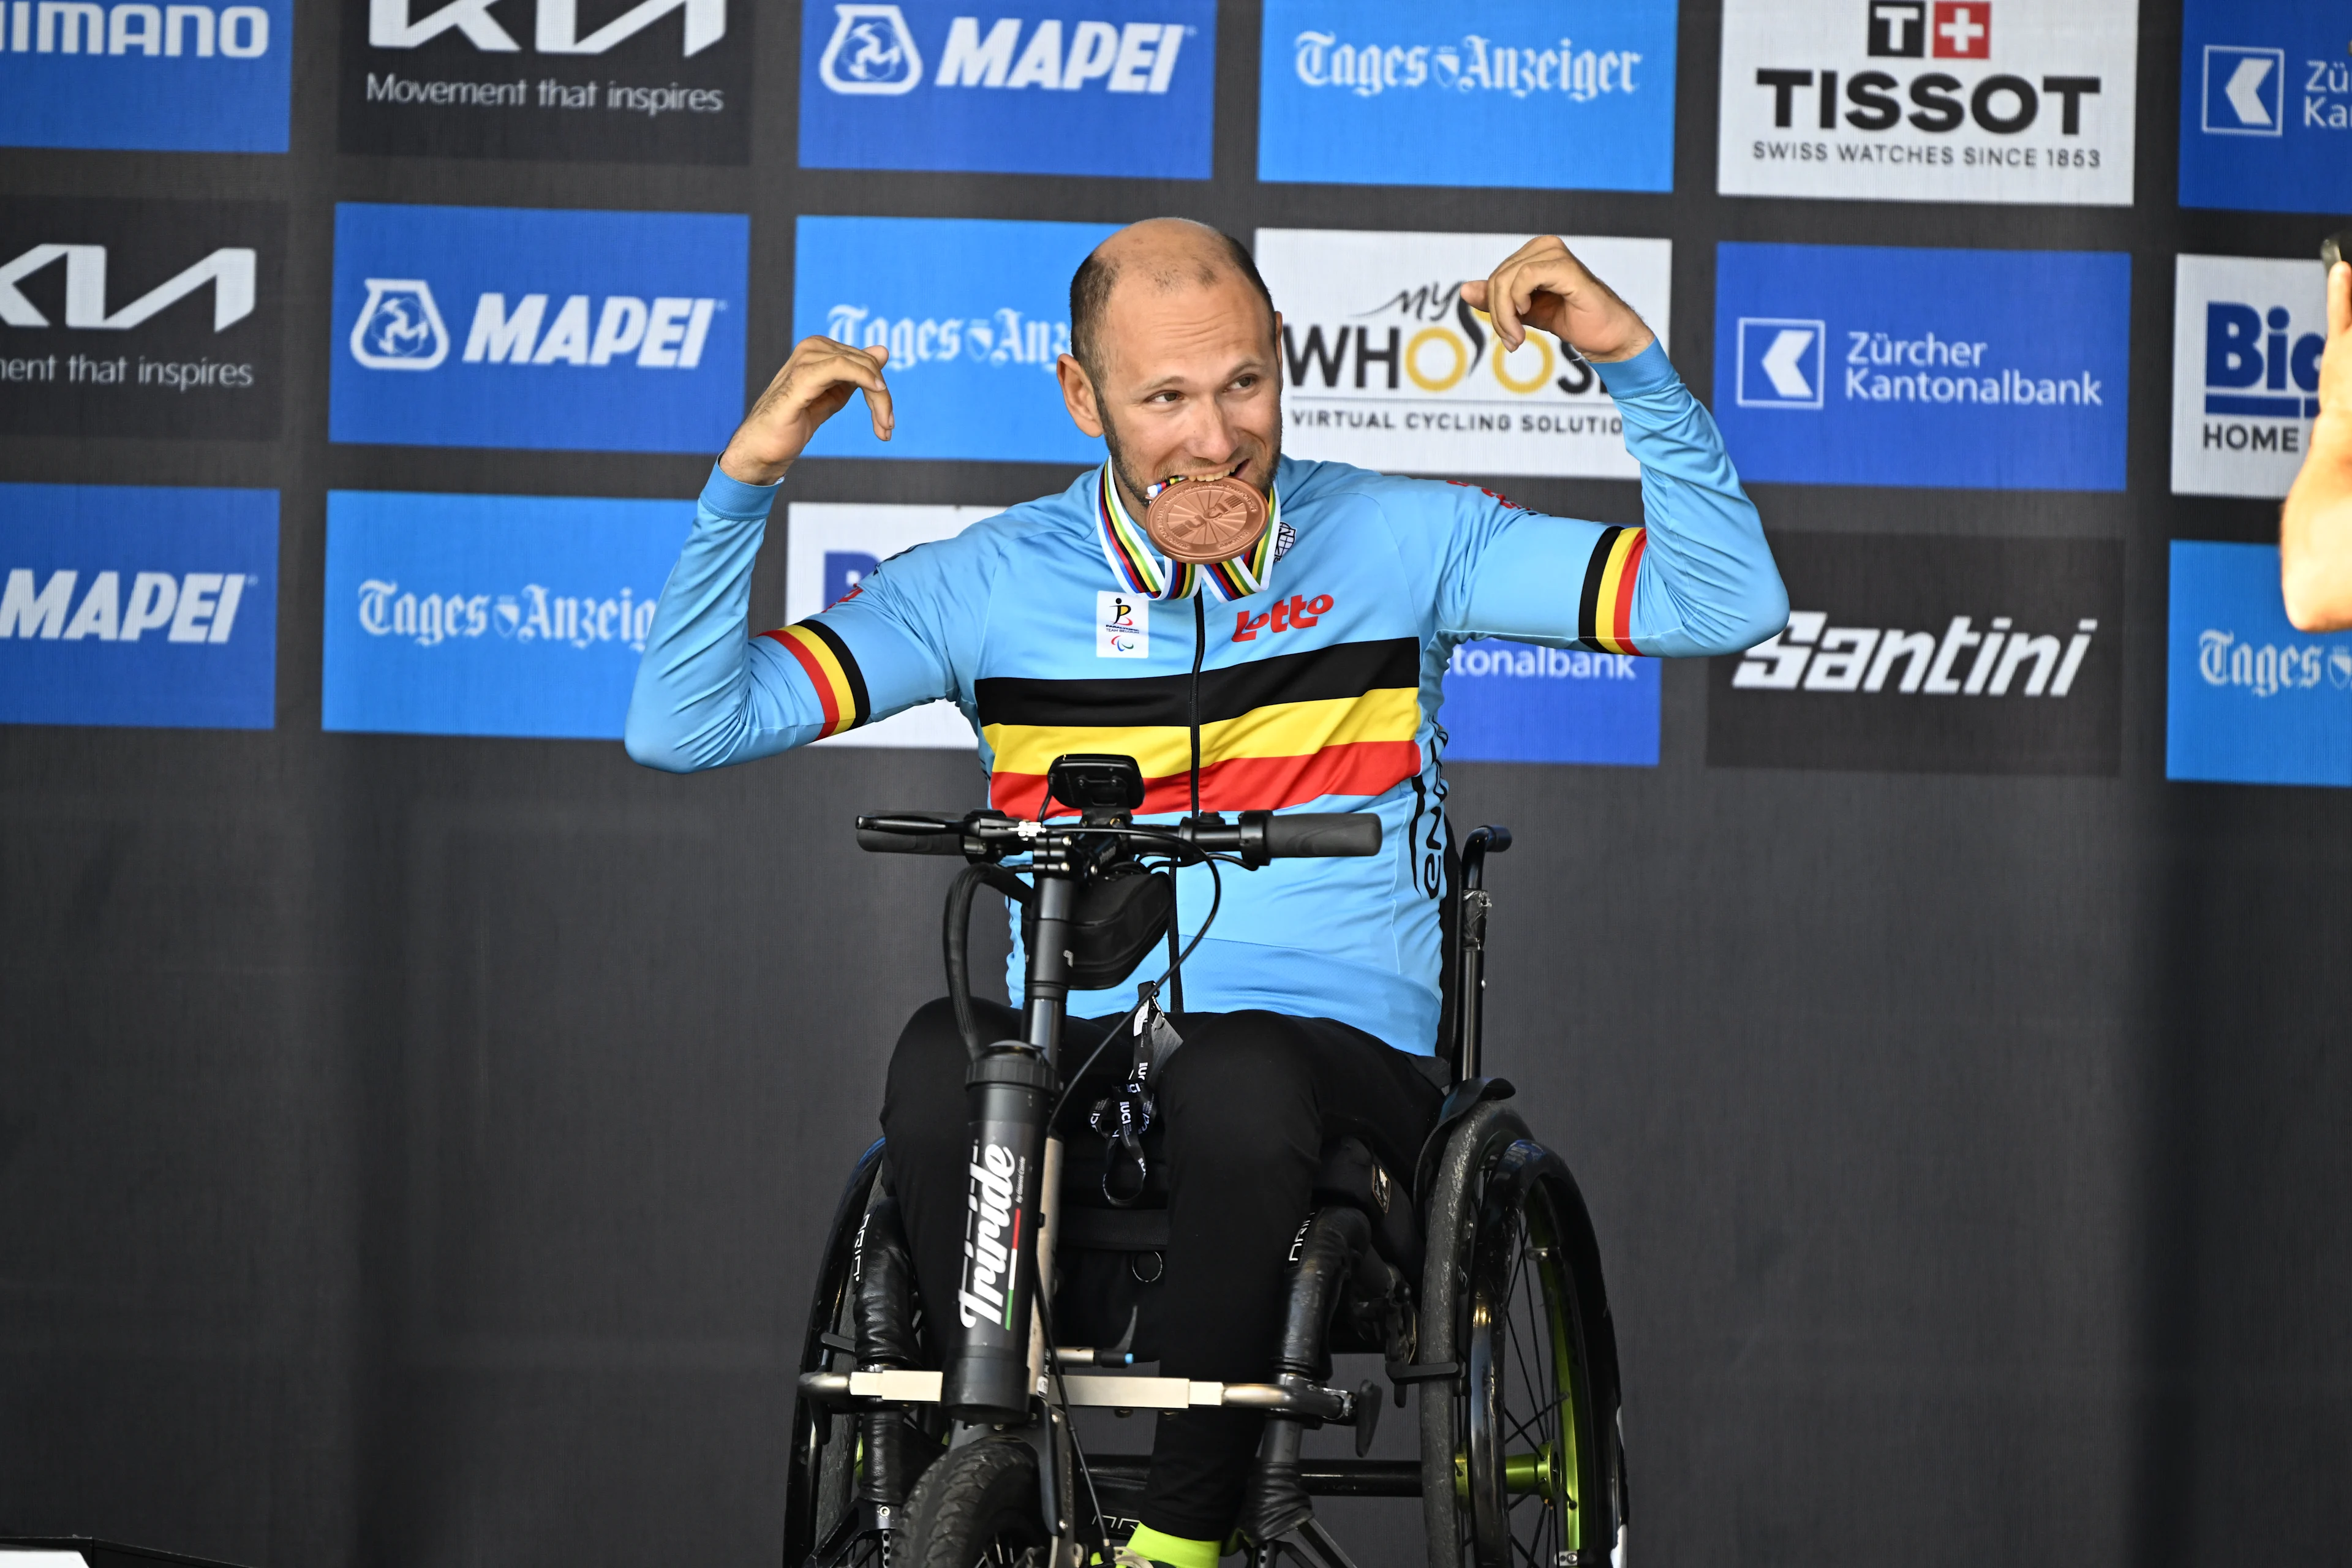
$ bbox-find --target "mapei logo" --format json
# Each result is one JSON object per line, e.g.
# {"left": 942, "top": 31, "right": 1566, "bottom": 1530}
{"left": 2201, "top": 44, "right": 2285, "bottom": 135}
{"left": 0, "top": 243, "right": 254, "bottom": 331}
{"left": 365, "top": 0, "right": 723, "bottom": 55}
{"left": 817, "top": 4, "right": 1189, "bottom": 96}
{"left": 2, "top": 565, "right": 252, "bottom": 643}
{"left": 0, "top": 1, "right": 271, "bottom": 55}
{"left": 348, "top": 279, "right": 717, "bottom": 372}
{"left": 1733, "top": 607, "right": 2097, "bottom": 696}
{"left": 1866, "top": 1, "right": 1989, "bottom": 61}
{"left": 1734, "top": 318, "right": 1825, "bottom": 408}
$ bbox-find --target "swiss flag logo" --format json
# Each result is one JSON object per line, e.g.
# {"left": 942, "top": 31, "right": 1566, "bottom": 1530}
{"left": 1931, "top": 1, "right": 1989, "bottom": 59}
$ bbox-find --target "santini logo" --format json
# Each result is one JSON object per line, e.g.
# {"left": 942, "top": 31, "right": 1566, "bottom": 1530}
{"left": 349, "top": 279, "right": 719, "bottom": 372}
{"left": 367, "top": 0, "right": 724, "bottom": 55}
{"left": 356, "top": 576, "right": 657, "bottom": 650}
{"left": 1, "top": 567, "right": 251, "bottom": 642}
{"left": 0, "top": 243, "right": 255, "bottom": 331}
{"left": 0, "top": 1, "right": 270, "bottom": 55}
{"left": 819, "top": 4, "right": 1188, "bottom": 96}
{"left": 1734, "top": 608, "right": 2097, "bottom": 695}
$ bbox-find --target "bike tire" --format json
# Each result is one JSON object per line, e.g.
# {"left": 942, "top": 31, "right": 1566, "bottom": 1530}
{"left": 902, "top": 1436, "right": 1052, "bottom": 1568}
{"left": 1420, "top": 1100, "right": 1629, "bottom": 1568}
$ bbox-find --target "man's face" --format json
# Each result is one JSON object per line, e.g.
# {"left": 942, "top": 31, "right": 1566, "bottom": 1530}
{"left": 1057, "top": 270, "right": 1283, "bottom": 513}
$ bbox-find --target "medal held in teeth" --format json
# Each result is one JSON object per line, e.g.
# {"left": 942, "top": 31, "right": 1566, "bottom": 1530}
{"left": 1141, "top": 474, "right": 1270, "bottom": 564}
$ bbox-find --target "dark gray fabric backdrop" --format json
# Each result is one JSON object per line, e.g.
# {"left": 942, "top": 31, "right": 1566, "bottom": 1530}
{"left": 4, "top": 2, "right": 2348, "bottom": 1566}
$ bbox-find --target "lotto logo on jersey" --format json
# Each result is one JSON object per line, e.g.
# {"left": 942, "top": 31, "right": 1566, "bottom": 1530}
{"left": 322, "top": 489, "right": 695, "bottom": 738}
{"left": 1253, "top": 229, "right": 1672, "bottom": 480}
{"left": 799, "top": 0, "right": 1215, "bottom": 178}
{"left": 783, "top": 501, "right": 990, "bottom": 748}
{"left": 2168, "top": 540, "right": 2352, "bottom": 787}
{"left": 0, "top": 0, "right": 290, "bottom": 151}
{"left": 1257, "top": 0, "right": 1678, "bottom": 192}
{"left": 328, "top": 203, "right": 746, "bottom": 453}
{"left": 0, "top": 483, "right": 277, "bottom": 729}
{"left": 2179, "top": 0, "right": 2352, "bottom": 213}
{"left": 2171, "top": 254, "right": 2328, "bottom": 499}
{"left": 793, "top": 216, "right": 1115, "bottom": 464}
{"left": 1718, "top": 0, "right": 2136, "bottom": 206}
{"left": 1711, "top": 242, "right": 2130, "bottom": 491}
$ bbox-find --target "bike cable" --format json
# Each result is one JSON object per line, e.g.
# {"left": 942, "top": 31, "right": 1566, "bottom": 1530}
{"left": 1045, "top": 853, "right": 1224, "bottom": 1132}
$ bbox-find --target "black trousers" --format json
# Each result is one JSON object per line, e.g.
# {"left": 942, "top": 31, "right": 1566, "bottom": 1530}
{"left": 880, "top": 996, "right": 1442, "bottom": 1539}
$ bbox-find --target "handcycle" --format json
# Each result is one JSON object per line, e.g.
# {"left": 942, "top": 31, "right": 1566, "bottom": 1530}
{"left": 783, "top": 754, "right": 1629, "bottom": 1568}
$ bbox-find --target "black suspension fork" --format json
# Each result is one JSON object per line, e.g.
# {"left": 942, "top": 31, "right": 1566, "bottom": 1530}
{"left": 943, "top": 866, "right": 1071, "bottom": 1424}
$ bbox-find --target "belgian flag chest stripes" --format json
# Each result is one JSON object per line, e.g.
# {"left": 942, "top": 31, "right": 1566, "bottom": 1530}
{"left": 978, "top": 627, "right": 1427, "bottom": 820}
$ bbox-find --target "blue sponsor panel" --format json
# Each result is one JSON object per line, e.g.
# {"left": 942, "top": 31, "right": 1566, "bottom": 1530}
{"left": 1439, "top": 639, "right": 1659, "bottom": 766}
{"left": 2167, "top": 539, "right": 2352, "bottom": 786}
{"left": 0, "top": 0, "right": 290, "bottom": 151}
{"left": 0, "top": 482, "right": 276, "bottom": 729}
{"left": 1259, "top": 0, "right": 1676, "bottom": 190}
{"left": 322, "top": 490, "right": 690, "bottom": 739}
{"left": 328, "top": 203, "right": 748, "bottom": 454}
{"left": 1712, "top": 242, "right": 2131, "bottom": 492}
{"left": 800, "top": 0, "right": 1215, "bottom": 177}
{"left": 2179, "top": 0, "right": 2352, "bottom": 213}
{"left": 794, "top": 214, "right": 1116, "bottom": 464}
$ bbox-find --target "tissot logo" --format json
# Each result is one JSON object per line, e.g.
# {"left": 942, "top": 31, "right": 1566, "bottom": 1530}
{"left": 2171, "top": 254, "right": 2326, "bottom": 499}
{"left": 1718, "top": 0, "right": 2135, "bottom": 205}
{"left": 0, "top": 198, "right": 282, "bottom": 439}
{"left": 1, "top": 482, "right": 277, "bottom": 729}
{"left": 1709, "top": 532, "right": 2123, "bottom": 776}
{"left": 330, "top": 203, "right": 744, "bottom": 453}
{"left": 799, "top": 0, "right": 1215, "bottom": 177}
{"left": 339, "top": 0, "right": 748, "bottom": 162}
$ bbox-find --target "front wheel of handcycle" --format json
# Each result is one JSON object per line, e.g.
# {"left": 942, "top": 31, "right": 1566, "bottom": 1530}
{"left": 902, "top": 1436, "right": 1052, "bottom": 1568}
{"left": 1420, "top": 1100, "right": 1629, "bottom": 1568}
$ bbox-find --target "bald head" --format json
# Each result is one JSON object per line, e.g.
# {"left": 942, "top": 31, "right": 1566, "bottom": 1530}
{"left": 1068, "top": 217, "right": 1276, "bottom": 382}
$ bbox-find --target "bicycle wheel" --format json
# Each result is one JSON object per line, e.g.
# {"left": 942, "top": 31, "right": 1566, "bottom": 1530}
{"left": 903, "top": 1436, "right": 1051, "bottom": 1568}
{"left": 1420, "top": 1101, "right": 1627, "bottom": 1568}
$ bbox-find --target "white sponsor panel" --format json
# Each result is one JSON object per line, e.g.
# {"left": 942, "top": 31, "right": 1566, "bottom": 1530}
{"left": 2171, "top": 253, "right": 2328, "bottom": 499}
{"left": 1717, "top": 0, "right": 2137, "bottom": 205}
{"left": 1254, "top": 228, "right": 1672, "bottom": 479}
{"left": 785, "top": 500, "right": 991, "bottom": 748}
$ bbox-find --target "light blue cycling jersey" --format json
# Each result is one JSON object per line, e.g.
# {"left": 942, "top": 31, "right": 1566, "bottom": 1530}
{"left": 627, "top": 342, "right": 1785, "bottom": 1053}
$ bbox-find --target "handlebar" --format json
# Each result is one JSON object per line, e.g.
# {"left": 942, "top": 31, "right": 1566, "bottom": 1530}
{"left": 854, "top": 809, "right": 1382, "bottom": 866}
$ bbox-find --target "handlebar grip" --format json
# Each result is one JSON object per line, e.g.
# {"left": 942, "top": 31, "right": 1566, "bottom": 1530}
{"left": 856, "top": 815, "right": 970, "bottom": 855}
{"left": 1259, "top": 812, "right": 1381, "bottom": 858}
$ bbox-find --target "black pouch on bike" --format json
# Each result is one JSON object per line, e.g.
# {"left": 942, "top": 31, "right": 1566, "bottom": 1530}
{"left": 1021, "top": 863, "right": 1173, "bottom": 989}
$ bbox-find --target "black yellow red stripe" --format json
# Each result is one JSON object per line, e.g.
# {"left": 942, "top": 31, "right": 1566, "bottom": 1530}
{"left": 978, "top": 638, "right": 1422, "bottom": 816}
{"left": 1577, "top": 525, "right": 1646, "bottom": 656}
{"left": 762, "top": 619, "right": 869, "bottom": 737}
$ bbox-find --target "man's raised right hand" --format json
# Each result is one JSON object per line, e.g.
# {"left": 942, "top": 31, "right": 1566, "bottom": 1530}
{"left": 717, "top": 336, "right": 894, "bottom": 486}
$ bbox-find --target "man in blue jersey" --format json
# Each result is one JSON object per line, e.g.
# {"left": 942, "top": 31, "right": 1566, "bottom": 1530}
{"left": 628, "top": 221, "right": 1785, "bottom": 1567}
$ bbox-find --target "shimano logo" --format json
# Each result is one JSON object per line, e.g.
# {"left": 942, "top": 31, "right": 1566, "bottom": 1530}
{"left": 348, "top": 279, "right": 720, "bottom": 372}
{"left": 366, "top": 0, "right": 724, "bottom": 56}
{"left": 0, "top": 1, "right": 268, "bottom": 55}
{"left": 1734, "top": 609, "right": 2097, "bottom": 696}
{"left": 0, "top": 243, "right": 255, "bottom": 331}
{"left": 957, "top": 1141, "right": 1020, "bottom": 1330}
{"left": 818, "top": 5, "right": 1188, "bottom": 96}
{"left": 1, "top": 567, "right": 249, "bottom": 642}
{"left": 824, "top": 303, "right": 1062, "bottom": 371}
{"left": 1293, "top": 29, "right": 1638, "bottom": 100}
{"left": 356, "top": 577, "right": 656, "bottom": 649}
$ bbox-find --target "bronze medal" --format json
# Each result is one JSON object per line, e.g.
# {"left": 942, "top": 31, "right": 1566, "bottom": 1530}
{"left": 1142, "top": 475, "right": 1270, "bottom": 565}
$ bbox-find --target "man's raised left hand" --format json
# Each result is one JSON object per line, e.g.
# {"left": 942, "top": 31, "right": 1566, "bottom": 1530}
{"left": 1461, "top": 236, "right": 1656, "bottom": 364}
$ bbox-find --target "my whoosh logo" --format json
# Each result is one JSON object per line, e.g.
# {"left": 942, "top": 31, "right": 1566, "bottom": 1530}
{"left": 817, "top": 4, "right": 1189, "bottom": 97}
{"left": 958, "top": 1140, "right": 1022, "bottom": 1329}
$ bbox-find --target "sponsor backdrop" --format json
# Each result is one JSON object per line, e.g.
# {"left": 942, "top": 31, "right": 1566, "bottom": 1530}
{"left": 4, "top": 10, "right": 2349, "bottom": 1568}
